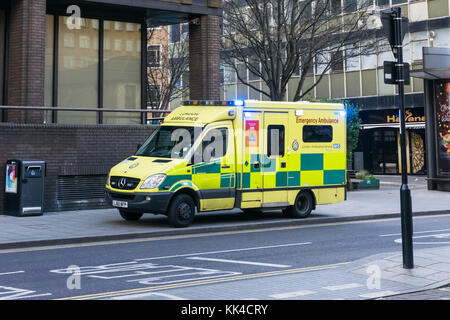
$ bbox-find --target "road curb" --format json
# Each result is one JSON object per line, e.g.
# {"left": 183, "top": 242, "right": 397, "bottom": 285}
{"left": 0, "top": 209, "right": 448, "bottom": 251}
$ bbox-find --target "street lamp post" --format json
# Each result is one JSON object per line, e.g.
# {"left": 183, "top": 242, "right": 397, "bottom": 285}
{"left": 378, "top": 6, "right": 414, "bottom": 269}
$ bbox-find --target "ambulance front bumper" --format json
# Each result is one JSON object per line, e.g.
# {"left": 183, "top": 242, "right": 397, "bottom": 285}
{"left": 105, "top": 189, "right": 171, "bottom": 214}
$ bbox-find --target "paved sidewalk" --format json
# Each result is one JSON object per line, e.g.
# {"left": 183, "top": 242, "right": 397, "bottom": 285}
{"left": 106, "top": 246, "right": 450, "bottom": 300}
{"left": 0, "top": 176, "right": 449, "bottom": 249}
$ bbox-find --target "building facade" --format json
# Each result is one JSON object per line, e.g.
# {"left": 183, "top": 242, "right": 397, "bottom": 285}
{"left": 0, "top": 0, "right": 222, "bottom": 213}
{"left": 220, "top": 0, "right": 450, "bottom": 175}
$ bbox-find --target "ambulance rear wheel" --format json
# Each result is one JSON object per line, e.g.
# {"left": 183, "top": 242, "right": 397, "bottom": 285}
{"left": 119, "top": 210, "right": 143, "bottom": 221}
{"left": 168, "top": 194, "right": 195, "bottom": 228}
{"left": 285, "top": 191, "right": 313, "bottom": 218}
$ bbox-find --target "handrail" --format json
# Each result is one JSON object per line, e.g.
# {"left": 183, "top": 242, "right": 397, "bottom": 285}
{"left": 0, "top": 106, "right": 172, "bottom": 113}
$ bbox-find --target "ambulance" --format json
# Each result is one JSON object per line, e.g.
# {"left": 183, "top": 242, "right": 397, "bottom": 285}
{"left": 105, "top": 100, "right": 347, "bottom": 227}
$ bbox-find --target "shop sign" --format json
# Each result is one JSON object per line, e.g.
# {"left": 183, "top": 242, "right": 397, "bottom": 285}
{"left": 360, "top": 108, "right": 425, "bottom": 124}
{"left": 386, "top": 110, "right": 425, "bottom": 123}
{"left": 435, "top": 81, "right": 450, "bottom": 175}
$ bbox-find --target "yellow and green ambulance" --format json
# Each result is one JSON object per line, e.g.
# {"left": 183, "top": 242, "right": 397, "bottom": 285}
{"left": 105, "top": 100, "right": 347, "bottom": 227}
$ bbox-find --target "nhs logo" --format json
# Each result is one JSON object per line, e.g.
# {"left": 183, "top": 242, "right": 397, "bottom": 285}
{"left": 333, "top": 144, "right": 341, "bottom": 149}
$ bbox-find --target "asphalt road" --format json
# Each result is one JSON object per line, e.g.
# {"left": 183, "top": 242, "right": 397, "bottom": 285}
{"left": 1, "top": 214, "right": 450, "bottom": 300}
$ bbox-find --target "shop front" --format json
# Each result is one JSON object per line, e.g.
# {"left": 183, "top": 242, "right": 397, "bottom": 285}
{"left": 355, "top": 107, "right": 427, "bottom": 175}
{"left": 412, "top": 47, "right": 450, "bottom": 191}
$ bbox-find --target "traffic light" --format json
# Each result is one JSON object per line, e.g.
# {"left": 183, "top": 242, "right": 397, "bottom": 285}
{"left": 380, "top": 9, "right": 409, "bottom": 59}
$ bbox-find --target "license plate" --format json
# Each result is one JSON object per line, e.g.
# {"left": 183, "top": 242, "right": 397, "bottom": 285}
{"left": 112, "top": 200, "right": 128, "bottom": 208}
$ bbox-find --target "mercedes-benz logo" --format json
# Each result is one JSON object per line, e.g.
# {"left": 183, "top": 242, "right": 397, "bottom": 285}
{"left": 118, "top": 178, "right": 127, "bottom": 188}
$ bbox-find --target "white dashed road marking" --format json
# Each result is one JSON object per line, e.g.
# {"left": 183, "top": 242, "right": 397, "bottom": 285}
{"left": 323, "top": 283, "right": 363, "bottom": 291}
{"left": 269, "top": 290, "right": 316, "bottom": 299}
{"left": 187, "top": 257, "right": 291, "bottom": 268}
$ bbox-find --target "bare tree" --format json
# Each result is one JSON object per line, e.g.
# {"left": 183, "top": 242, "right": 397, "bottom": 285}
{"left": 147, "top": 25, "right": 189, "bottom": 119}
{"left": 221, "top": 0, "right": 380, "bottom": 101}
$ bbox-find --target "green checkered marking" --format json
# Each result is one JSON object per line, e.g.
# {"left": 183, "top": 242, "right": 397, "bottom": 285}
{"left": 193, "top": 161, "right": 221, "bottom": 174}
{"left": 288, "top": 171, "right": 300, "bottom": 186}
{"left": 301, "top": 153, "right": 323, "bottom": 171}
{"left": 220, "top": 173, "right": 235, "bottom": 188}
{"left": 323, "top": 170, "right": 346, "bottom": 185}
{"left": 159, "top": 174, "right": 192, "bottom": 190}
{"left": 276, "top": 171, "right": 288, "bottom": 187}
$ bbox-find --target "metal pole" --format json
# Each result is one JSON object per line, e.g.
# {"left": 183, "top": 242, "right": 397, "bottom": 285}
{"left": 394, "top": 7, "right": 414, "bottom": 269}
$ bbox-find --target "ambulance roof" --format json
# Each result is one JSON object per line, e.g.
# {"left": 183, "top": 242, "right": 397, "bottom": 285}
{"left": 162, "top": 100, "right": 344, "bottom": 126}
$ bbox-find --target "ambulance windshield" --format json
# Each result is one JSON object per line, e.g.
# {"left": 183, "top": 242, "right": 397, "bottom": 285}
{"left": 135, "top": 126, "right": 197, "bottom": 159}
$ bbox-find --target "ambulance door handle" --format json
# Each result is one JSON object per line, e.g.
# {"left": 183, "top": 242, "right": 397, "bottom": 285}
{"left": 281, "top": 161, "right": 286, "bottom": 168}
{"left": 222, "top": 165, "right": 230, "bottom": 169}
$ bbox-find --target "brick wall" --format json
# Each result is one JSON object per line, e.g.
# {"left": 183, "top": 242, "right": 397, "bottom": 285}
{"left": 0, "top": 123, "right": 156, "bottom": 214}
{"left": 189, "top": 15, "right": 221, "bottom": 100}
{"left": 7, "top": 0, "right": 46, "bottom": 123}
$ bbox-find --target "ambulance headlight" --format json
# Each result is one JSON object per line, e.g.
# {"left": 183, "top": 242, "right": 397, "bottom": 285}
{"left": 140, "top": 174, "right": 166, "bottom": 189}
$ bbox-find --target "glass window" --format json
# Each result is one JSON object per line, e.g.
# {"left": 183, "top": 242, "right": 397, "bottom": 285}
{"left": 237, "top": 63, "right": 247, "bottom": 82}
{"left": 147, "top": 84, "right": 160, "bottom": 109}
{"left": 103, "top": 21, "right": 141, "bottom": 124}
{"left": 201, "top": 128, "right": 228, "bottom": 162}
{"left": 345, "top": 71, "right": 361, "bottom": 97}
{"left": 57, "top": 16, "right": 99, "bottom": 124}
{"left": 392, "top": 0, "right": 407, "bottom": 5}
{"left": 248, "top": 57, "right": 260, "bottom": 81}
{"left": 377, "top": 69, "right": 395, "bottom": 96}
{"left": 428, "top": 0, "right": 450, "bottom": 18}
{"left": 136, "top": 126, "right": 196, "bottom": 159}
{"left": 343, "top": 0, "right": 357, "bottom": 13}
{"left": 361, "top": 69, "right": 377, "bottom": 96}
{"left": 377, "top": 41, "right": 394, "bottom": 66}
{"left": 331, "top": 73, "right": 345, "bottom": 98}
{"left": 267, "top": 125, "right": 285, "bottom": 157}
{"left": 170, "top": 24, "right": 180, "bottom": 43}
{"left": 0, "top": 9, "right": 4, "bottom": 106}
{"left": 303, "top": 125, "right": 333, "bottom": 143}
{"left": 147, "top": 45, "right": 160, "bottom": 67}
{"left": 361, "top": 49, "right": 377, "bottom": 69}
{"left": 434, "top": 28, "right": 450, "bottom": 48}
{"left": 345, "top": 46, "right": 360, "bottom": 71}
{"left": 331, "top": 0, "right": 342, "bottom": 14}
{"left": 376, "top": 0, "right": 389, "bottom": 6}
{"left": 315, "top": 53, "right": 329, "bottom": 74}
{"left": 224, "top": 64, "right": 236, "bottom": 84}
{"left": 44, "top": 15, "right": 54, "bottom": 113}
{"left": 331, "top": 50, "right": 344, "bottom": 72}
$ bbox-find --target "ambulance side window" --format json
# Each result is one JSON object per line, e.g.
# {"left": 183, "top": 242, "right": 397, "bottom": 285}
{"left": 303, "top": 125, "right": 333, "bottom": 143}
{"left": 202, "top": 128, "right": 228, "bottom": 161}
{"left": 191, "top": 127, "right": 228, "bottom": 165}
{"left": 267, "top": 125, "right": 285, "bottom": 157}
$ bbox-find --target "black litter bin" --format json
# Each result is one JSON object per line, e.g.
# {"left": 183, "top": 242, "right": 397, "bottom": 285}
{"left": 4, "top": 160, "right": 46, "bottom": 216}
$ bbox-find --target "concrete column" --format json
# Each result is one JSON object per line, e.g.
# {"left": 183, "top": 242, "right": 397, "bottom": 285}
{"left": 189, "top": 15, "right": 220, "bottom": 101}
{"left": 7, "top": 0, "right": 46, "bottom": 123}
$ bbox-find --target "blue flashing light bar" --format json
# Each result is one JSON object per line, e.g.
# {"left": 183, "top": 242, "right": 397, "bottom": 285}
{"left": 183, "top": 100, "right": 246, "bottom": 107}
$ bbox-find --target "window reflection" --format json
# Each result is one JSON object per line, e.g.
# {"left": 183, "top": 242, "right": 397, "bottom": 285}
{"left": 103, "top": 20, "right": 141, "bottom": 124}
{"left": 58, "top": 16, "right": 98, "bottom": 124}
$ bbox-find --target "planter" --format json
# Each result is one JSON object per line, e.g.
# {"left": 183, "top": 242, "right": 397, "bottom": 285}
{"left": 351, "top": 178, "right": 380, "bottom": 190}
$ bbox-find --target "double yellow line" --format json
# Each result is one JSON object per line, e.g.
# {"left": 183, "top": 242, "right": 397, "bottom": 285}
{"left": 57, "top": 261, "right": 348, "bottom": 300}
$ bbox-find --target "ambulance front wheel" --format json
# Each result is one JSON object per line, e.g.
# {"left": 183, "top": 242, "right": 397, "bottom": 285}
{"left": 119, "top": 210, "right": 144, "bottom": 221}
{"left": 284, "top": 191, "right": 314, "bottom": 218}
{"left": 168, "top": 193, "right": 196, "bottom": 228}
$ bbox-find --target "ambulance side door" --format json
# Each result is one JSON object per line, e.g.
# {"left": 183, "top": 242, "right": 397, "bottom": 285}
{"left": 191, "top": 122, "right": 236, "bottom": 211}
{"left": 262, "top": 112, "right": 289, "bottom": 205}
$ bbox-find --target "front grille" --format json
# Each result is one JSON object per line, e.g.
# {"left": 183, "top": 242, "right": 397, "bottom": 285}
{"left": 110, "top": 176, "right": 140, "bottom": 190}
{"left": 109, "top": 192, "right": 135, "bottom": 200}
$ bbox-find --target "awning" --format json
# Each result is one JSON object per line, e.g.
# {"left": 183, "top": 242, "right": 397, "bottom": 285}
{"left": 361, "top": 122, "right": 426, "bottom": 130}
{"left": 410, "top": 47, "right": 450, "bottom": 80}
